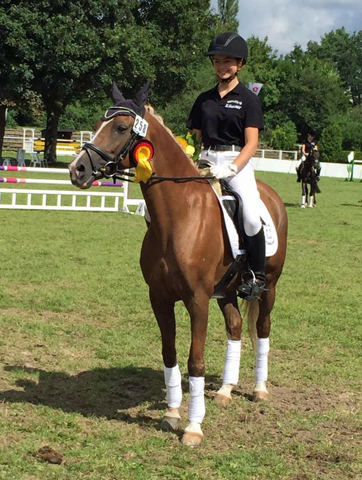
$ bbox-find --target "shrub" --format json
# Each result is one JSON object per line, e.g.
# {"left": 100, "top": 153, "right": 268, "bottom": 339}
{"left": 319, "top": 124, "right": 343, "bottom": 162}
{"left": 270, "top": 121, "right": 297, "bottom": 150}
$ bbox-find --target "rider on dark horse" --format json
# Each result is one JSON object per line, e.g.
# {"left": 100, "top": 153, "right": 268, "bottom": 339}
{"left": 187, "top": 32, "right": 265, "bottom": 300}
{"left": 296, "top": 130, "right": 317, "bottom": 182}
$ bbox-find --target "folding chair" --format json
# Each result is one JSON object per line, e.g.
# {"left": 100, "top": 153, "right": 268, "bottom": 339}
{"left": 30, "top": 152, "right": 45, "bottom": 168}
{"left": 16, "top": 148, "right": 26, "bottom": 166}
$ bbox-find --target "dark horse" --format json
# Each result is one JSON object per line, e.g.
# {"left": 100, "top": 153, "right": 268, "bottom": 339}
{"left": 69, "top": 83, "right": 288, "bottom": 446}
{"left": 300, "top": 149, "right": 321, "bottom": 208}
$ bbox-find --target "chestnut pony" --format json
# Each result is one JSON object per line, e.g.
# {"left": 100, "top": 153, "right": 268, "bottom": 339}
{"left": 69, "top": 82, "right": 288, "bottom": 446}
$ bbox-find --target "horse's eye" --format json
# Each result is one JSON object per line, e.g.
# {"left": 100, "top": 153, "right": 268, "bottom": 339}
{"left": 117, "top": 123, "right": 128, "bottom": 133}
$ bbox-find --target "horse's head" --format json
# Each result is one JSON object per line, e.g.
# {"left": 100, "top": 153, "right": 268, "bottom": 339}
{"left": 306, "top": 147, "right": 320, "bottom": 168}
{"left": 69, "top": 81, "right": 151, "bottom": 189}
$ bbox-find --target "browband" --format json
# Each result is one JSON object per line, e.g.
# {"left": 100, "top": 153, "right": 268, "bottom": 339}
{"left": 102, "top": 107, "right": 137, "bottom": 120}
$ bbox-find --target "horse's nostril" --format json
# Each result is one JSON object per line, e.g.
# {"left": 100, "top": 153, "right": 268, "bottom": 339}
{"left": 77, "top": 164, "right": 85, "bottom": 174}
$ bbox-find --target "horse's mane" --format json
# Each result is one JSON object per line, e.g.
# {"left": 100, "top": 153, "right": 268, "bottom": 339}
{"left": 145, "top": 104, "right": 198, "bottom": 172}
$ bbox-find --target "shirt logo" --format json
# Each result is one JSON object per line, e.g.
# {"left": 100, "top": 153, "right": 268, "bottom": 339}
{"left": 225, "top": 100, "right": 242, "bottom": 110}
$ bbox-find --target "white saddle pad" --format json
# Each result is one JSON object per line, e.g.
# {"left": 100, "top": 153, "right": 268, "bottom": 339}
{"left": 214, "top": 190, "right": 278, "bottom": 259}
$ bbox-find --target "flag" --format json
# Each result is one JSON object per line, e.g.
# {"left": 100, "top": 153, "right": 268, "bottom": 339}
{"left": 248, "top": 83, "right": 263, "bottom": 95}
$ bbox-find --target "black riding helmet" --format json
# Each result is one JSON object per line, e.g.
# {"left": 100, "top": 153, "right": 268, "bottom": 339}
{"left": 207, "top": 32, "right": 248, "bottom": 62}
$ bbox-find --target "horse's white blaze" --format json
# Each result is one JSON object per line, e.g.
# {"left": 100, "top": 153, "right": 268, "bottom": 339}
{"left": 69, "top": 119, "right": 113, "bottom": 169}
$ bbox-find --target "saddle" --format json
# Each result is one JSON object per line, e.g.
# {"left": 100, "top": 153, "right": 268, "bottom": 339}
{"left": 212, "top": 181, "right": 248, "bottom": 298}
{"left": 208, "top": 177, "right": 277, "bottom": 299}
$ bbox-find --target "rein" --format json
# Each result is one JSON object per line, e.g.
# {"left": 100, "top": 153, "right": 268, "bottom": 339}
{"left": 111, "top": 169, "right": 214, "bottom": 185}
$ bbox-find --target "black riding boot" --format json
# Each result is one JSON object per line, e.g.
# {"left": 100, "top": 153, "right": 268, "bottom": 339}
{"left": 237, "top": 227, "right": 266, "bottom": 300}
{"left": 296, "top": 165, "right": 302, "bottom": 182}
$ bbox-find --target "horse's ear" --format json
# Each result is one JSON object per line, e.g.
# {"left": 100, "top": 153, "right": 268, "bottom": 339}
{"left": 133, "top": 80, "right": 151, "bottom": 108}
{"left": 112, "top": 82, "right": 126, "bottom": 105}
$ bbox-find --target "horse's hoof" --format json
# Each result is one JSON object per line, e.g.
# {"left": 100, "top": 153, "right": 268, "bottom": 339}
{"left": 181, "top": 431, "right": 203, "bottom": 447}
{"left": 253, "top": 391, "right": 268, "bottom": 402}
{"left": 300, "top": 205, "right": 305, "bottom": 209}
{"left": 160, "top": 415, "right": 182, "bottom": 431}
{"left": 214, "top": 393, "right": 232, "bottom": 407}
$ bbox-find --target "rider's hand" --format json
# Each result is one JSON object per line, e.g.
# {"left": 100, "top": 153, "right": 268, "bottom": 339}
{"left": 210, "top": 164, "right": 238, "bottom": 179}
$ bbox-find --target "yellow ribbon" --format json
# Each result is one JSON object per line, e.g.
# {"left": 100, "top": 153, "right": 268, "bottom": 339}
{"left": 134, "top": 157, "right": 153, "bottom": 183}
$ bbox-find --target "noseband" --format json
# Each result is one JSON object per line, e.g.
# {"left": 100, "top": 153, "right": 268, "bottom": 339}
{"left": 81, "top": 107, "right": 144, "bottom": 178}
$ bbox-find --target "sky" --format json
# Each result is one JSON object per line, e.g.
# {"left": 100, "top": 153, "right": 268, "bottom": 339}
{"left": 211, "top": 0, "right": 361, "bottom": 55}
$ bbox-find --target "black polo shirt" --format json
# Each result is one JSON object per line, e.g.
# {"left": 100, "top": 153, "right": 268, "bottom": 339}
{"left": 187, "top": 82, "right": 264, "bottom": 148}
{"left": 302, "top": 140, "right": 316, "bottom": 154}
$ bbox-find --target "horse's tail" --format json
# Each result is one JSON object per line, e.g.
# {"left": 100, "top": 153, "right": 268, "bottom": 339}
{"left": 242, "top": 298, "right": 260, "bottom": 350}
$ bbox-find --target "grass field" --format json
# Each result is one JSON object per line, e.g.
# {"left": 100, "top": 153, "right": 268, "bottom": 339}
{"left": 0, "top": 171, "right": 361, "bottom": 480}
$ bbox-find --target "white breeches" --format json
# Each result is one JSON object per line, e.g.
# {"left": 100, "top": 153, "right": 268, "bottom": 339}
{"left": 296, "top": 155, "right": 306, "bottom": 168}
{"left": 200, "top": 149, "right": 262, "bottom": 236}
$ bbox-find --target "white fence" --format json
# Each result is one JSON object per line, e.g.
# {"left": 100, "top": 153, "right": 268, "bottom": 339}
{"left": 0, "top": 153, "right": 359, "bottom": 214}
{"left": 0, "top": 167, "right": 145, "bottom": 213}
{"left": 251, "top": 156, "right": 362, "bottom": 180}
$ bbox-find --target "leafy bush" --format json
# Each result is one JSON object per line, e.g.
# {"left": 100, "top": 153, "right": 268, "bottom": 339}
{"left": 319, "top": 124, "right": 343, "bottom": 162}
{"left": 270, "top": 121, "right": 297, "bottom": 150}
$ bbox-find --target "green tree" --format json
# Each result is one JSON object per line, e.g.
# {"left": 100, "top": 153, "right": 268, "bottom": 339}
{"left": 308, "top": 28, "right": 362, "bottom": 106}
{"left": 0, "top": 4, "right": 34, "bottom": 158}
{"left": 246, "top": 36, "right": 281, "bottom": 109}
{"left": 276, "top": 49, "right": 349, "bottom": 139}
{"left": 270, "top": 121, "right": 297, "bottom": 150}
{"left": 327, "top": 112, "right": 362, "bottom": 151}
{"left": 0, "top": 0, "right": 214, "bottom": 162}
{"left": 319, "top": 124, "right": 343, "bottom": 162}
{"left": 131, "top": 0, "right": 215, "bottom": 107}
{"left": 0, "top": 0, "right": 139, "bottom": 161}
{"left": 217, "top": 0, "right": 239, "bottom": 31}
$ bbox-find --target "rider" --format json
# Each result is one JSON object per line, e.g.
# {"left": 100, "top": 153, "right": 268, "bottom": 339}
{"left": 296, "top": 130, "right": 317, "bottom": 182}
{"left": 187, "top": 32, "right": 265, "bottom": 300}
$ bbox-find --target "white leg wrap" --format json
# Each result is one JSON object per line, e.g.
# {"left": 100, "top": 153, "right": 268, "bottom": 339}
{"left": 164, "top": 364, "right": 182, "bottom": 408}
{"left": 188, "top": 376, "right": 205, "bottom": 423}
{"left": 301, "top": 195, "right": 306, "bottom": 207}
{"left": 222, "top": 339, "right": 241, "bottom": 385}
{"left": 255, "top": 338, "right": 270, "bottom": 385}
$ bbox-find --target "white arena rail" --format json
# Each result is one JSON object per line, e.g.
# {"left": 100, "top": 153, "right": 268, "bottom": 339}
{"left": 0, "top": 188, "right": 123, "bottom": 212}
{"left": 0, "top": 166, "right": 145, "bottom": 214}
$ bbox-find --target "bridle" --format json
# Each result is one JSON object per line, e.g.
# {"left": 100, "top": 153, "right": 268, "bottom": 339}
{"left": 80, "top": 106, "right": 214, "bottom": 185}
{"left": 81, "top": 106, "right": 141, "bottom": 179}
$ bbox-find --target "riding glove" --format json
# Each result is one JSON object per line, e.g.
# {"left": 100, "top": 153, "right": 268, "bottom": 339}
{"left": 210, "top": 163, "right": 238, "bottom": 179}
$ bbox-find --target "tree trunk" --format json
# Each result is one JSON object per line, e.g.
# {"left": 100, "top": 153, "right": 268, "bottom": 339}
{"left": 0, "top": 105, "right": 7, "bottom": 159}
{"left": 44, "top": 104, "right": 62, "bottom": 163}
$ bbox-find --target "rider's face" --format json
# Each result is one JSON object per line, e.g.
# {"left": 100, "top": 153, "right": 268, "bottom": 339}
{"left": 212, "top": 56, "right": 241, "bottom": 81}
